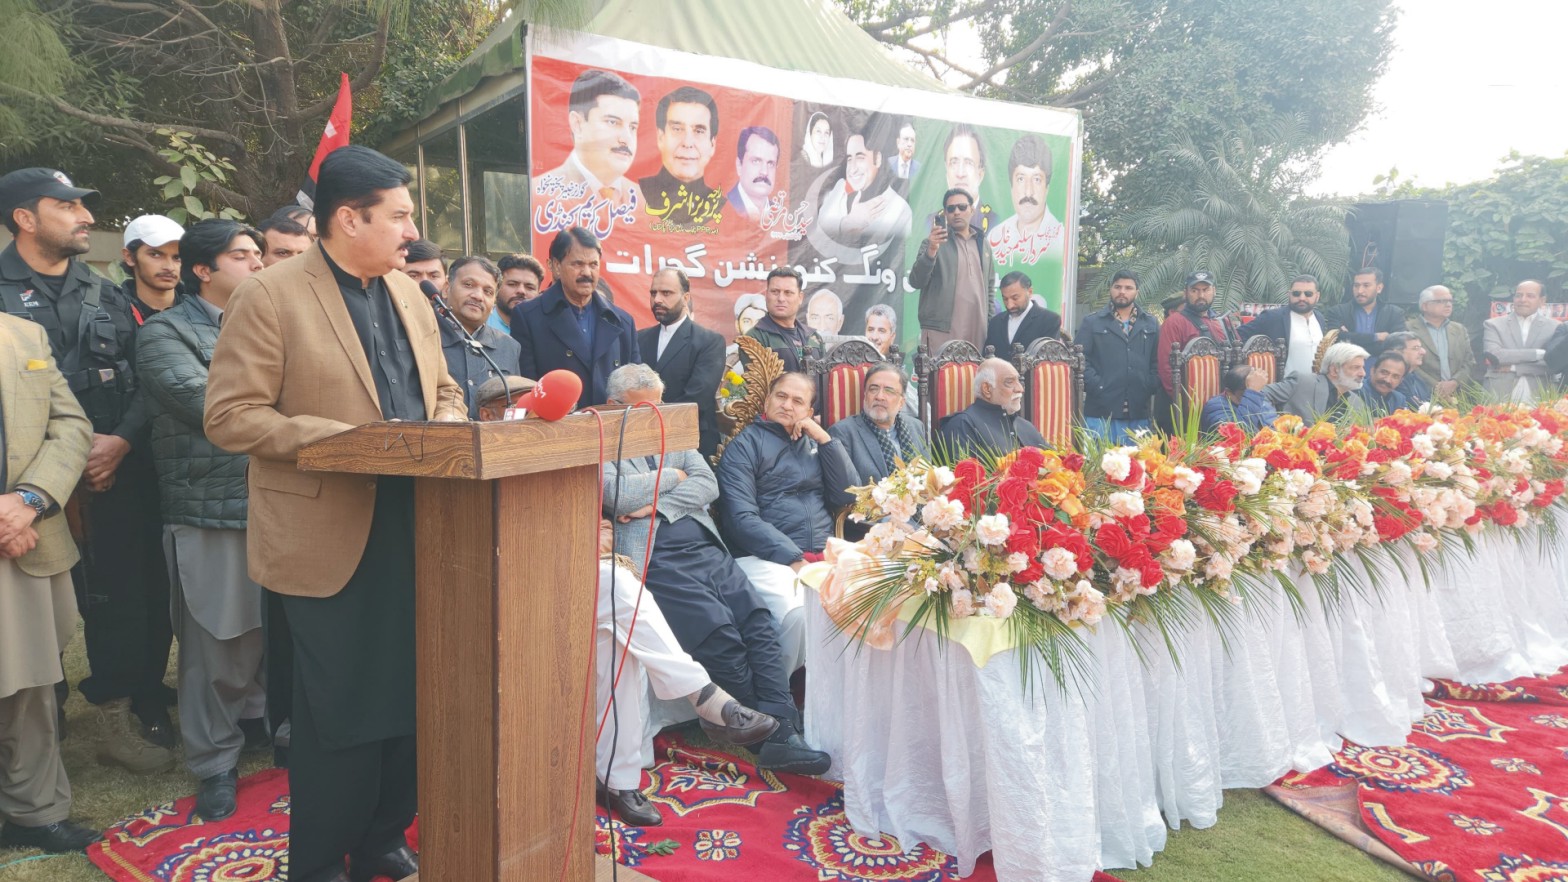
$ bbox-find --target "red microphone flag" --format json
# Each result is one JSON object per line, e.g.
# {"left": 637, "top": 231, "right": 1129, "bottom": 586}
{"left": 296, "top": 73, "right": 352, "bottom": 209}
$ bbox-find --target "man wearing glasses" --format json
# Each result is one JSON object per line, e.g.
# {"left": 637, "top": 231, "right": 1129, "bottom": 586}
{"left": 910, "top": 187, "right": 995, "bottom": 352}
{"left": 1406, "top": 284, "right": 1474, "bottom": 400}
{"left": 1240, "top": 274, "right": 1326, "bottom": 378}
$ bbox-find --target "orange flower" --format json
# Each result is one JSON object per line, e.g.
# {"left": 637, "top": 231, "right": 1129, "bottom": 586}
{"left": 1150, "top": 487, "right": 1187, "bottom": 516}
{"left": 1304, "top": 421, "right": 1338, "bottom": 444}
{"left": 1273, "top": 414, "right": 1304, "bottom": 434}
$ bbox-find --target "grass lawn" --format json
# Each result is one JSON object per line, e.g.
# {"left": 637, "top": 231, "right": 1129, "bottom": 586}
{"left": 1, "top": 625, "right": 1414, "bottom": 882}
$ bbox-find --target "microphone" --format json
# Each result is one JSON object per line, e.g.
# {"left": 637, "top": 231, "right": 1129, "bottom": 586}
{"left": 419, "top": 279, "right": 517, "bottom": 412}
{"left": 511, "top": 369, "right": 581, "bottom": 421}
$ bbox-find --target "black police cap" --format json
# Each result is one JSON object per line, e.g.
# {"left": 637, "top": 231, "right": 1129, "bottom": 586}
{"left": 0, "top": 168, "right": 100, "bottom": 216}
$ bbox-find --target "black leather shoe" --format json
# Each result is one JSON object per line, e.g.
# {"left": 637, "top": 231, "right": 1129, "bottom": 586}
{"left": 757, "top": 732, "right": 832, "bottom": 776}
{"left": 596, "top": 781, "right": 662, "bottom": 827}
{"left": 349, "top": 844, "right": 418, "bottom": 882}
{"left": 698, "top": 700, "right": 779, "bottom": 747}
{"left": 0, "top": 819, "right": 103, "bottom": 853}
{"left": 135, "top": 704, "right": 177, "bottom": 750}
{"left": 195, "top": 769, "right": 238, "bottom": 821}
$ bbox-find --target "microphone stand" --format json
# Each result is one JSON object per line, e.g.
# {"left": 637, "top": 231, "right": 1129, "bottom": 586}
{"left": 420, "top": 284, "right": 519, "bottom": 413}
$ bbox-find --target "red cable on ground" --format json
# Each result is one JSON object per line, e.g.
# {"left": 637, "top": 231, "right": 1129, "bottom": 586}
{"left": 558, "top": 402, "right": 670, "bottom": 882}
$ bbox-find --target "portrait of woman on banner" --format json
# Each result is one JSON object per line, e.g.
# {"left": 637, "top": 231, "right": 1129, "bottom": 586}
{"left": 802, "top": 111, "right": 835, "bottom": 168}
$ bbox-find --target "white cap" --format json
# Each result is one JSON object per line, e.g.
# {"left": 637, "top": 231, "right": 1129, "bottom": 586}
{"left": 123, "top": 214, "right": 185, "bottom": 249}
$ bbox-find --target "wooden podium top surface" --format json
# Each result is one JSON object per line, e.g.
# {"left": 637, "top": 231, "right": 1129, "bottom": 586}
{"left": 296, "top": 402, "right": 697, "bottom": 480}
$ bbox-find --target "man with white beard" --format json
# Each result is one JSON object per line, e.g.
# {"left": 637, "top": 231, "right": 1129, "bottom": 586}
{"left": 936, "top": 357, "right": 1048, "bottom": 455}
{"left": 1263, "top": 341, "right": 1370, "bottom": 421}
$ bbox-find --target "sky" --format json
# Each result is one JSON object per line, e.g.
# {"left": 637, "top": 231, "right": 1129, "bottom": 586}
{"left": 1309, "top": 0, "right": 1568, "bottom": 196}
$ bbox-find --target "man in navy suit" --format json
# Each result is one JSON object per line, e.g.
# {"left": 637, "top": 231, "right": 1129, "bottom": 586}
{"left": 1239, "top": 274, "right": 1326, "bottom": 378}
{"left": 983, "top": 271, "right": 1060, "bottom": 357}
{"left": 511, "top": 226, "right": 639, "bottom": 408}
{"left": 637, "top": 267, "right": 725, "bottom": 458}
{"left": 724, "top": 127, "right": 780, "bottom": 225}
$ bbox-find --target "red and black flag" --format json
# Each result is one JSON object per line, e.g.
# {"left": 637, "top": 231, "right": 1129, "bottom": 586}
{"left": 296, "top": 73, "right": 352, "bottom": 209}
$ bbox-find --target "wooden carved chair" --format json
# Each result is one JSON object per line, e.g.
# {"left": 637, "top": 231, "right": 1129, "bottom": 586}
{"left": 1169, "top": 336, "right": 1231, "bottom": 413}
{"left": 1017, "top": 337, "right": 1084, "bottom": 450}
{"left": 1237, "top": 334, "right": 1287, "bottom": 383}
{"left": 713, "top": 336, "right": 783, "bottom": 466}
{"left": 811, "top": 337, "right": 886, "bottom": 428}
{"left": 916, "top": 339, "right": 985, "bottom": 436}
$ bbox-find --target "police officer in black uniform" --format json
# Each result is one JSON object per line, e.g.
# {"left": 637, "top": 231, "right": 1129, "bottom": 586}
{"left": 0, "top": 168, "right": 176, "bottom": 773}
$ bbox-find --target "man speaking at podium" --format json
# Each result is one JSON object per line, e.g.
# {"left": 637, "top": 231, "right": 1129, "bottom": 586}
{"left": 205, "top": 146, "right": 466, "bottom": 882}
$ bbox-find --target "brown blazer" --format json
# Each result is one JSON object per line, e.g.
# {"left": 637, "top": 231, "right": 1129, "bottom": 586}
{"left": 204, "top": 246, "right": 465, "bottom": 597}
{"left": 0, "top": 313, "right": 92, "bottom": 577}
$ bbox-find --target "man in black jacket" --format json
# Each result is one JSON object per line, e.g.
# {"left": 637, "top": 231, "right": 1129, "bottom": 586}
{"left": 937, "top": 357, "right": 1048, "bottom": 456}
{"left": 1077, "top": 271, "right": 1159, "bottom": 443}
{"left": 638, "top": 267, "right": 725, "bottom": 459}
{"left": 0, "top": 167, "right": 175, "bottom": 772}
{"left": 1321, "top": 267, "right": 1406, "bottom": 355}
{"left": 983, "top": 271, "right": 1060, "bottom": 357}
{"left": 717, "top": 373, "right": 855, "bottom": 681}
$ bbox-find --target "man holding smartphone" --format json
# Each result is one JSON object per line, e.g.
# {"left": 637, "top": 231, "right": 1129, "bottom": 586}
{"left": 909, "top": 187, "right": 994, "bottom": 353}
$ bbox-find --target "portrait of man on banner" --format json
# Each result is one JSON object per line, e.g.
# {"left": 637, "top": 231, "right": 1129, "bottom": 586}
{"left": 640, "top": 85, "right": 726, "bottom": 232}
{"left": 538, "top": 69, "right": 642, "bottom": 211}
{"left": 988, "top": 134, "right": 1066, "bottom": 266}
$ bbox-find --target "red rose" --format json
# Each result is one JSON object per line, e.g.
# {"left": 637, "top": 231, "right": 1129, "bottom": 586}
{"left": 1095, "top": 523, "right": 1134, "bottom": 561}
{"left": 1138, "top": 557, "right": 1165, "bottom": 588}
{"left": 1010, "top": 447, "right": 1046, "bottom": 479}
{"left": 1063, "top": 452, "right": 1086, "bottom": 472}
{"left": 1008, "top": 525, "right": 1042, "bottom": 557}
{"left": 996, "top": 476, "right": 1032, "bottom": 515}
{"left": 1195, "top": 478, "right": 1238, "bottom": 513}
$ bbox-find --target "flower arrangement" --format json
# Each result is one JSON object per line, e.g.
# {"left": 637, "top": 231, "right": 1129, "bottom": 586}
{"left": 822, "top": 399, "right": 1568, "bottom": 687}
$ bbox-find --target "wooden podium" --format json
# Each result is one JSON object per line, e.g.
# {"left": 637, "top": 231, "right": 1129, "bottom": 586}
{"left": 298, "top": 405, "right": 695, "bottom": 882}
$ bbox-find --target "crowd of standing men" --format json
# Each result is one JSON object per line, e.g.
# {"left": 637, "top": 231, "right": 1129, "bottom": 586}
{"left": 0, "top": 142, "right": 1558, "bottom": 878}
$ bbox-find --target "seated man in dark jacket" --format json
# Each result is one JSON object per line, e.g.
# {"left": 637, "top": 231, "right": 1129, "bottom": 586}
{"left": 936, "top": 357, "right": 1048, "bottom": 457}
{"left": 716, "top": 372, "right": 855, "bottom": 657}
{"left": 605, "top": 365, "right": 829, "bottom": 779}
{"left": 1199, "top": 365, "right": 1278, "bottom": 433}
{"left": 827, "top": 363, "right": 929, "bottom": 486}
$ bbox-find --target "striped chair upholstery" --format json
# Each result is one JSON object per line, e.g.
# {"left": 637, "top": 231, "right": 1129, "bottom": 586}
{"left": 1172, "top": 336, "right": 1229, "bottom": 408}
{"left": 931, "top": 362, "right": 978, "bottom": 424}
{"left": 816, "top": 338, "right": 885, "bottom": 428}
{"left": 916, "top": 339, "right": 984, "bottom": 431}
{"left": 1240, "top": 334, "right": 1285, "bottom": 383}
{"left": 1018, "top": 337, "right": 1083, "bottom": 451}
{"left": 1028, "top": 361, "right": 1074, "bottom": 449}
{"left": 824, "top": 363, "right": 869, "bottom": 427}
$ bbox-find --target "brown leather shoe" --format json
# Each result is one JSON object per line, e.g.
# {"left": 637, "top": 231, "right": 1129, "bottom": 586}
{"left": 698, "top": 700, "right": 779, "bottom": 747}
{"left": 349, "top": 844, "right": 418, "bottom": 882}
{"left": 596, "top": 780, "right": 662, "bottom": 827}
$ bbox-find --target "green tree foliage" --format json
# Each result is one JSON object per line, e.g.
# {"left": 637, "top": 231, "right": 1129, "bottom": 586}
{"left": 847, "top": 0, "right": 1395, "bottom": 274}
{"left": 1106, "top": 125, "right": 1349, "bottom": 311}
{"left": 0, "top": 0, "right": 499, "bottom": 218}
{"left": 1367, "top": 154, "right": 1568, "bottom": 307}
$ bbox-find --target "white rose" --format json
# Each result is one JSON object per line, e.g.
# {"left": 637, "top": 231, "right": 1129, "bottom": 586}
{"left": 921, "top": 497, "right": 967, "bottom": 532}
{"left": 1172, "top": 466, "right": 1204, "bottom": 496}
{"left": 1041, "top": 547, "right": 1079, "bottom": 581}
{"left": 1426, "top": 460, "right": 1453, "bottom": 481}
{"left": 1100, "top": 448, "right": 1134, "bottom": 482}
{"left": 984, "top": 582, "right": 1019, "bottom": 619}
{"left": 975, "top": 514, "right": 1011, "bottom": 546}
{"left": 1162, "top": 538, "right": 1197, "bottom": 571}
{"left": 1107, "top": 491, "right": 1145, "bottom": 518}
{"left": 1410, "top": 433, "right": 1436, "bottom": 458}
{"left": 1006, "top": 552, "right": 1030, "bottom": 574}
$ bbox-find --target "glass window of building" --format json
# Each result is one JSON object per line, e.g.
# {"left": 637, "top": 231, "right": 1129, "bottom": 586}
{"left": 464, "top": 95, "right": 529, "bottom": 259}
{"left": 422, "top": 126, "right": 465, "bottom": 256}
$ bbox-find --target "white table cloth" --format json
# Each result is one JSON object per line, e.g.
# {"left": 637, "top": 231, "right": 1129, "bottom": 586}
{"left": 796, "top": 516, "right": 1568, "bottom": 882}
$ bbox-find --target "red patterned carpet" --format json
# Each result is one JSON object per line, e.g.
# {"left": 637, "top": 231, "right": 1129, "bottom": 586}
{"left": 1271, "top": 666, "right": 1568, "bottom": 882}
{"left": 87, "top": 730, "right": 1125, "bottom": 881}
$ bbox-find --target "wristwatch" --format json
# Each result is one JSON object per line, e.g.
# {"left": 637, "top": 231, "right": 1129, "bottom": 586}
{"left": 14, "top": 489, "right": 48, "bottom": 522}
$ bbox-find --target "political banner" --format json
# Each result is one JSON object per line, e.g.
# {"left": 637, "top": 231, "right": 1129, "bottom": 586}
{"left": 527, "top": 32, "right": 1081, "bottom": 353}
